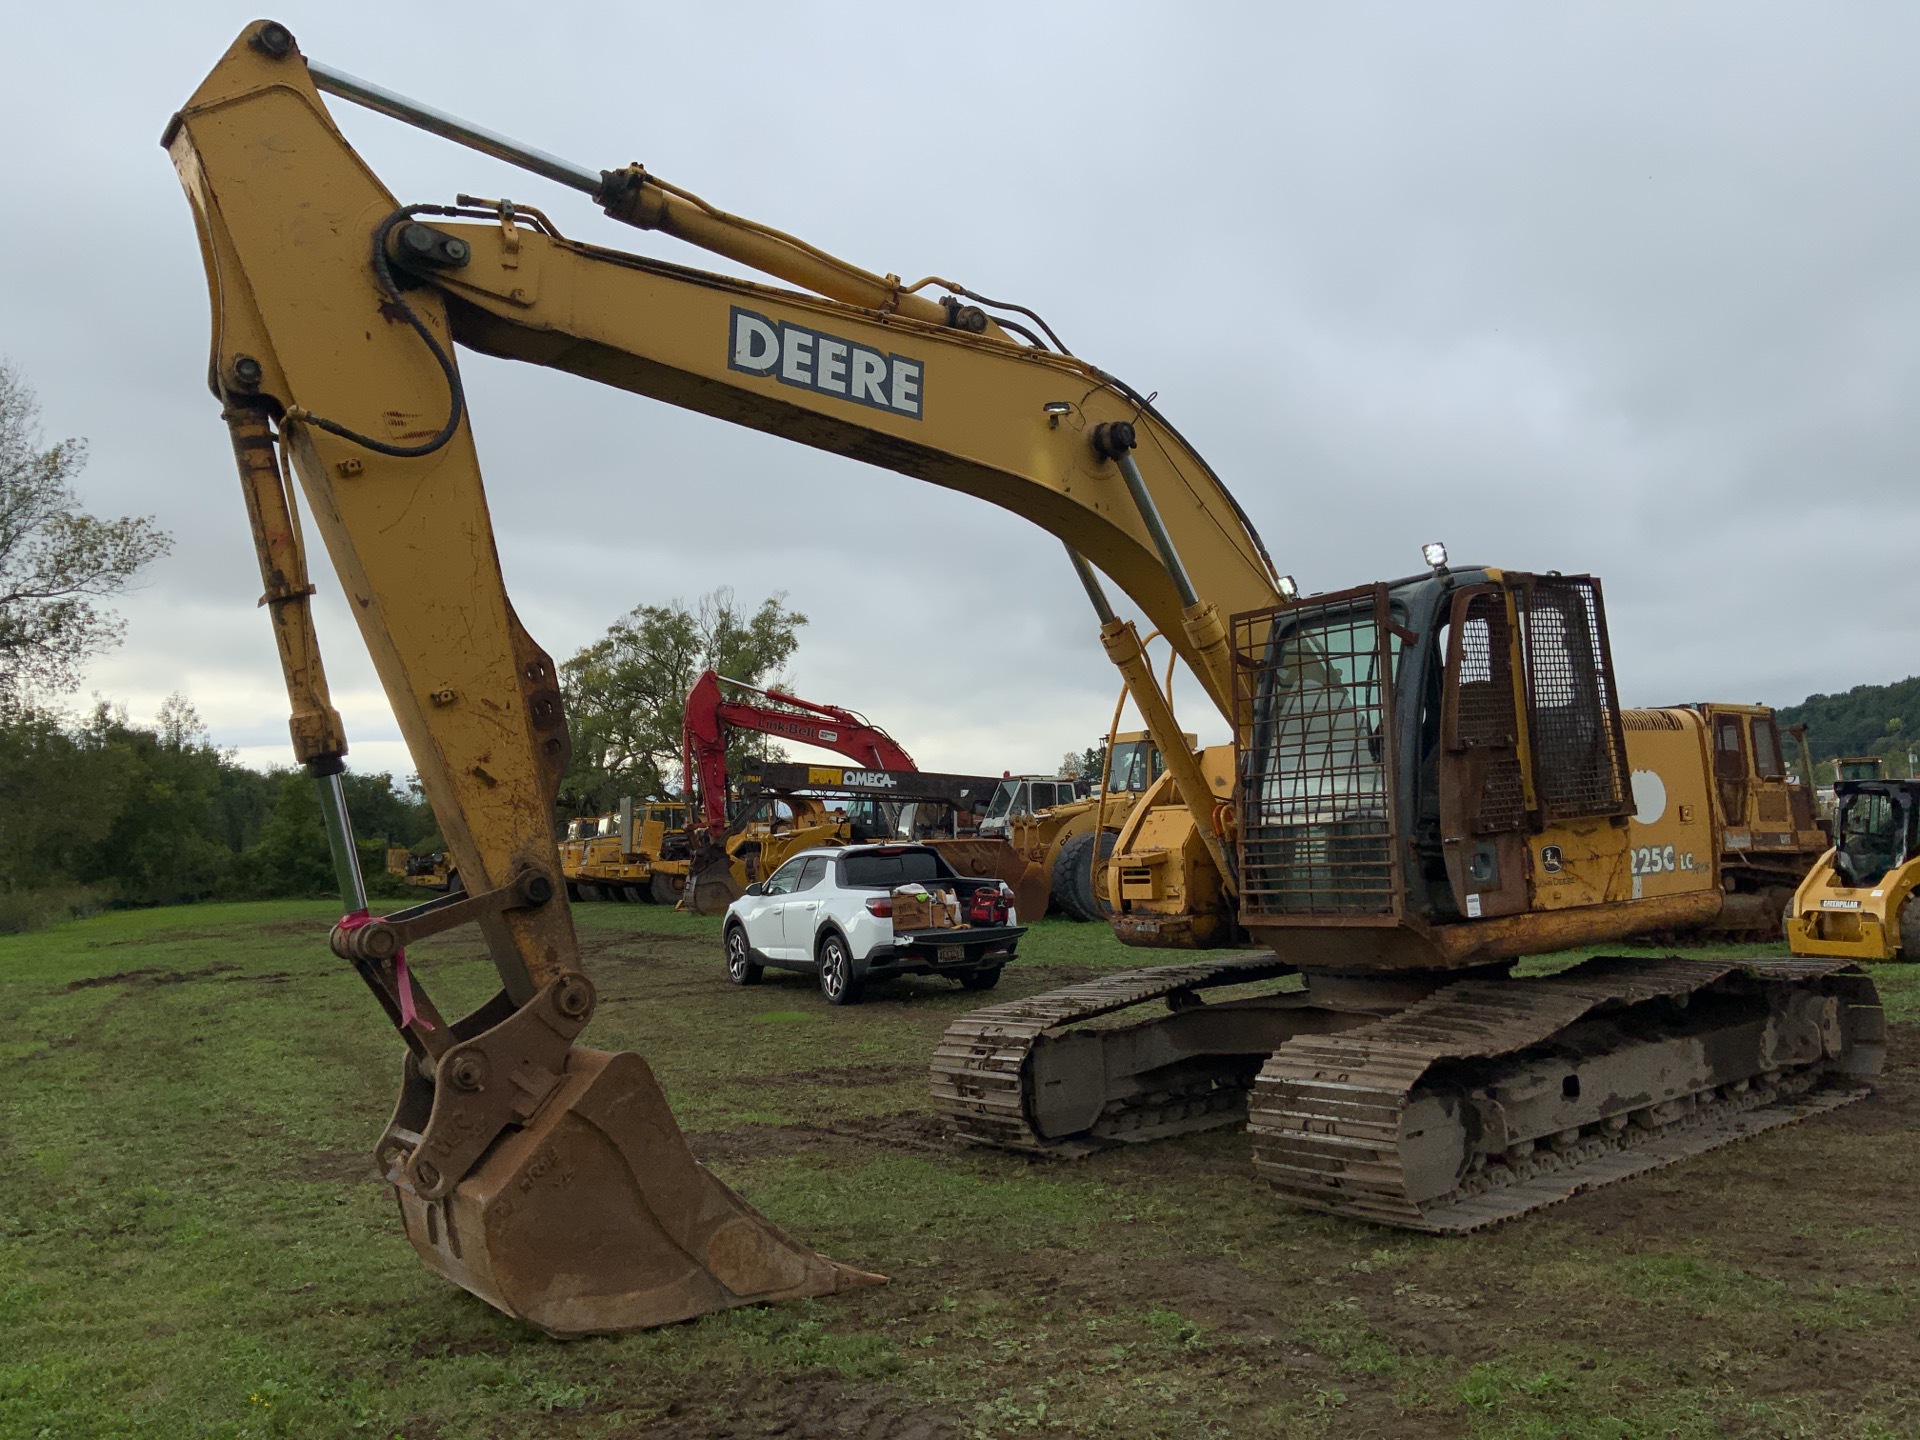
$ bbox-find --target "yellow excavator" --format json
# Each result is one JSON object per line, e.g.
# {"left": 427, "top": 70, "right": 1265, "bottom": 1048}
{"left": 1101, "top": 698, "right": 1827, "bottom": 948}
{"left": 168, "top": 24, "right": 1884, "bottom": 1333}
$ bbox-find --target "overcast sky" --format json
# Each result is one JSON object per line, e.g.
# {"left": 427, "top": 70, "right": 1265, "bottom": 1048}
{"left": 4, "top": 3, "right": 1917, "bottom": 783}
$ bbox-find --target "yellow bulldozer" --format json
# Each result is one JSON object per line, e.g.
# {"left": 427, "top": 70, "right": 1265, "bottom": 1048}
{"left": 385, "top": 847, "right": 453, "bottom": 892}
{"left": 556, "top": 799, "right": 689, "bottom": 903}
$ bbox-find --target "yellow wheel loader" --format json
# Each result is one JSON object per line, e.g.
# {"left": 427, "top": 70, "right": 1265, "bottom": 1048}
{"left": 167, "top": 23, "right": 1882, "bottom": 1333}
{"left": 979, "top": 729, "right": 1184, "bottom": 922}
{"left": 1788, "top": 777, "right": 1920, "bottom": 960}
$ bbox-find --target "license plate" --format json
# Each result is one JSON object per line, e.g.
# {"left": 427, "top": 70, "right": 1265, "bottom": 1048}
{"left": 937, "top": 945, "right": 966, "bottom": 963}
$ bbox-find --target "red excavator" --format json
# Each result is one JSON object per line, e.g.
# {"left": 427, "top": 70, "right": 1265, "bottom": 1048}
{"left": 681, "top": 669, "right": 917, "bottom": 844}
{"left": 680, "top": 672, "right": 919, "bottom": 911}
{"left": 676, "top": 671, "right": 1030, "bottom": 913}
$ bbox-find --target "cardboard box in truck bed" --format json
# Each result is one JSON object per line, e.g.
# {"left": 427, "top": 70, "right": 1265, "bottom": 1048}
{"left": 892, "top": 884, "right": 963, "bottom": 931}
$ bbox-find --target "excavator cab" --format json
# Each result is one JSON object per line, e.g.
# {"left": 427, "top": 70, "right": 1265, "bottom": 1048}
{"left": 1235, "top": 567, "right": 1714, "bottom": 970}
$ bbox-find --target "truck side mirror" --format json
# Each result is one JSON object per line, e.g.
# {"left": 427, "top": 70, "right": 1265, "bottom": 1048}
{"left": 744, "top": 882, "right": 765, "bottom": 897}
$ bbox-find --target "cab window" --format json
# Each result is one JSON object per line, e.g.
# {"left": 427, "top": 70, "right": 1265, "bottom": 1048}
{"left": 1838, "top": 790, "right": 1910, "bottom": 888}
{"left": 795, "top": 857, "right": 829, "bottom": 891}
{"left": 1108, "top": 740, "right": 1152, "bottom": 792}
{"left": 1750, "top": 717, "right": 1783, "bottom": 779}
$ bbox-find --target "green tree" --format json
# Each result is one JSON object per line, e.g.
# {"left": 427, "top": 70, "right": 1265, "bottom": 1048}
{"left": 1776, "top": 676, "right": 1920, "bottom": 762}
{"left": 235, "top": 772, "right": 339, "bottom": 899}
{"left": 70, "top": 696, "right": 251, "bottom": 904}
{"left": 0, "top": 691, "right": 421, "bottom": 914}
{"left": 0, "top": 704, "right": 124, "bottom": 892}
{"left": 1074, "top": 742, "right": 1108, "bottom": 780}
{"left": 0, "top": 361, "right": 172, "bottom": 700}
{"left": 340, "top": 770, "right": 437, "bottom": 850}
{"left": 559, "top": 588, "right": 807, "bottom": 813}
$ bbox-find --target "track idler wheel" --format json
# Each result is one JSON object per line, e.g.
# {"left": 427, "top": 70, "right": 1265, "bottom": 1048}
{"left": 395, "top": 1047, "right": 882, "bottom": 1336}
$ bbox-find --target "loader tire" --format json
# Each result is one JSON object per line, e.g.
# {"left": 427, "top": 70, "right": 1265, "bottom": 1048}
{"left": 1052, "top": 830, "right": 1116, "bottom": 923}
{"left": 651, "top": 873, "right": 682, "bottom": 907}
{"left": 1900, "top": 897, "right": 1920, "bottom": 960}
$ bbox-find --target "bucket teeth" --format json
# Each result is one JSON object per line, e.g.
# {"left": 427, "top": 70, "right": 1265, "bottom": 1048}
{"left": 396, "top": 1048, "right": 883, "bottom": 1337}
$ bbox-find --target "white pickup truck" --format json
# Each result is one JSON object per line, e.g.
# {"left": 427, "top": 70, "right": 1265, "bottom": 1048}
{"left": 722, "top": 843, "right": 1025, "bottom": 1004}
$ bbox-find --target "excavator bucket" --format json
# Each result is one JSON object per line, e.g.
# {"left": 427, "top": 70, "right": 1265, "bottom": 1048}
{"left": 395, "top": 1047, "right": 882, "bottom": 1337}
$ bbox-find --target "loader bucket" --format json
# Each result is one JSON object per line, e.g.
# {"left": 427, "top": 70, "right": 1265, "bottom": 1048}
{"left": 394, "top": 1047, "right": 883, "bottom": 1336}
{"left": 686, "top": 854, "right": 746, "bottom": 915}
{"left": 929, "top": 839, "right": 1050, "bottom": 921}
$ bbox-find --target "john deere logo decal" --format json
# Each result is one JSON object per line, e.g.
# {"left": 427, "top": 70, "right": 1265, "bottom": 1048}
{"left": 729, "top": 307, "right": 924, "bottom": 419}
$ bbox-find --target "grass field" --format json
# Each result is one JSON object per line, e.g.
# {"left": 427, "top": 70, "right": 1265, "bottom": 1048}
{"left": 3, "top": 900, "right": 1918, "bottom": 1439}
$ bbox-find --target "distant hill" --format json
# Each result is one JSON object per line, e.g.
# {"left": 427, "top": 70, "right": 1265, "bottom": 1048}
{"left": 1775, "top": 676, "right": 1920, "bottom": 762}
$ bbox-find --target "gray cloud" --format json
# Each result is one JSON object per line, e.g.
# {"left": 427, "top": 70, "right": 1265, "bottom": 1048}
{"left": 5, "top": 2, "right": 1916, "bottom": 782}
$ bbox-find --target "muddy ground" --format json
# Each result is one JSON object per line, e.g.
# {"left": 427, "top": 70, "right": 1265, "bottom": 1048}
{"left": 3, "top": 899, "right": 1914, "bottom": 1439}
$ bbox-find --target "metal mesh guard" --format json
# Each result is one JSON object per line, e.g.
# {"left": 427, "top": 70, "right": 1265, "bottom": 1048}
{"left": 1519, "top": 577, "right": 1629, "bottom": 822}
{"left": 1235, "top": 588, "right": 1398, "bottom": 920}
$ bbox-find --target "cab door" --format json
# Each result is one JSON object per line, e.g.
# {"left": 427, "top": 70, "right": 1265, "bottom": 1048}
{"left": 1713, "top": 712, "right": 1750, "bottom": 825}
{"left": 1437, "top": 586, "right": 1531, "bottom": 919}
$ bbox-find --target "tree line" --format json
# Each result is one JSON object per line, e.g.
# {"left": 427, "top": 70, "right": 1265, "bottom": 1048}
{"left": 1775, "top": 676, "right": 1920, "bottom": 776}
{"left": 0, "top": 358, "right": 817, "bottom": 930}
{"left": 0, "top": 696, "right": 436, "bottom": 931}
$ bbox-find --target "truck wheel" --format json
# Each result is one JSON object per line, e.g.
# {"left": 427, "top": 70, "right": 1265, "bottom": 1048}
{"left": 816, "top": 933, "right": 863, "bottom": 1005}
{"left": 960, "top": 966, "right": 1003, "bottom": 991}
{"left": 651, "top": 873, "right": 682, "bottom": 906}
{"left": 724, "top": 924, "right": 762, "bottom": 986}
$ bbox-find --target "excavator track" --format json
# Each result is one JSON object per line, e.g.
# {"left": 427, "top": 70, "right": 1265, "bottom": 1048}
{"left": 1249, "top": 955, "right": 1884, "bottom": 1233}
{"left": 931, "top": 954, "right": 1296, "bottom": 1155}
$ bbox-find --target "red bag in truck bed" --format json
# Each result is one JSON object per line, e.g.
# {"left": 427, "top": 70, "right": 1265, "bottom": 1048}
{"left": 968, "top": 885, "right": 1012, "bottom": 926}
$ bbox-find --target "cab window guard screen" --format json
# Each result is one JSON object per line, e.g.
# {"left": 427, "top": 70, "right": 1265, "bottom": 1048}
{"left": 1233, "top": 586, "right": 1400, "bottom": 920}
{"left": 1515, "top": 575, "right": 1630, "bottom": 823}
